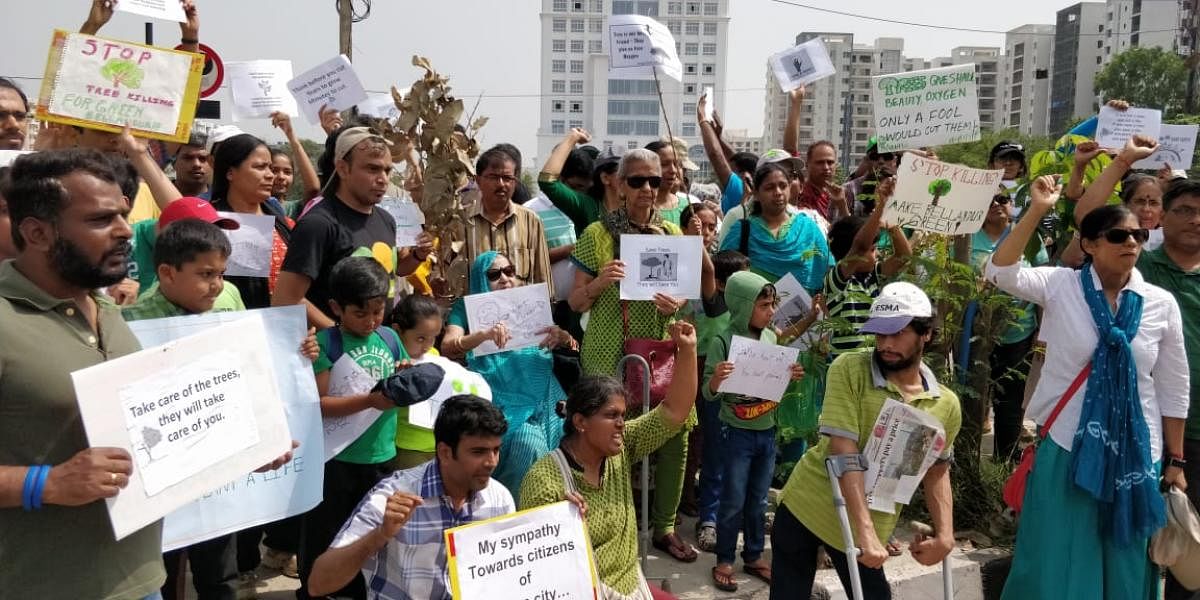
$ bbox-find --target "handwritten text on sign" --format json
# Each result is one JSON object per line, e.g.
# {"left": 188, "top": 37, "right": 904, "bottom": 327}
{"left": 872, "top": 63, "right": 980, "bottom": 153}
{"left": 718, "top": 335, "right": 800, "bottom": 402}
{"left": 884, "top": 154, "right": 1003, "bottom": 236}
{"left": 447, "top": 501, "right": 596, "bottom": 600}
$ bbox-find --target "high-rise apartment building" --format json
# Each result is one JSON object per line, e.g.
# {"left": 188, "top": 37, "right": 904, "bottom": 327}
{"left": 1002, "top": 24, "right": 1056, "bottom": 136}
{"left": 1102, "top": 0, "right": 1185, "bottom": 65}
{"left": 1050, "top": 2, "right": 1108, "bottom": 134}
{"left": 534, "top": 0, "right": 730, "bottom": 179}
{"left": 942, "top": 47, "right": 1003, "bottom": 131}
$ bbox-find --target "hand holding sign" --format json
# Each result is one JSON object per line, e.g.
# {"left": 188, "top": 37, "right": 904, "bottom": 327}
{"left": 43, "top": 447, "right": 134, "bottom": 507}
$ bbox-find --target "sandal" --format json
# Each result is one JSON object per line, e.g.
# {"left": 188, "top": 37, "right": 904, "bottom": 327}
{"left": 653, "top": 532, "right": 699, "bottom": 563}
{"left": 711, "top": 565, "right": 738, "bottom": 592}
{"left": 743, "top": 562, "right": 772, "bottom": 585}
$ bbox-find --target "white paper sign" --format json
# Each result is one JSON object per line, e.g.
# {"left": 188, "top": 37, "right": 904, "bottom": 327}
{"left": 1096, "top": 105, "right": 1162, "bottom": 149}
{"left": 885, "top": 154, "right": 1003, "bottom": 235}
{"left": 227, "top": 60, "right": 298, "bottom": 120}
{"left": 717, "top": 335, "right": 800, "bottom": 402}
{"left": 863, "top": 399, "right": 948, "bottom": 513}
{"left": 322, "top": 355, "right": 382, "bottom": 462}
{"left": 446, "top": 502, "right": 598, "bottom": 600}
{"left": 116, "top": 0, "right": 186, "bottom": 22}
{"left": 702, "top": 86, "right": 714, "bottom": 121}
{"left": 607, "top": 14, "right": 683, "bottom": 82}
{"left": 1133, "top": 123, "right": 1198, "bottom": 170}
{"left": 872, "top": 64, "right": 981, "bottom": 153}
{"left": 769, "top": 38, "right": 837, "bottom": 92}
{"left": 464, "top": 283, "right": 554, "bottom": 357}
{"left": 406, "top": 355, "right": 493, "bottom": 429}
{"left": 357, "top": 92, "right": 402, "bottom": 123}
{"left": 619, "top": 234, "right": 703, "bottom": 301}
{"left": 287, "top": 55, "right": 368, "bottom": 125}
{"left": 772, "top": 272, "right": 823, "bottom": 351}
{"left": 72, "top": 315, "right": 292, "bottom": 540}
{"left": 127, "top": 306, "right": 322, "bottom": 551}
{"left": 217, "top": 211, "right": 274, "bottom": 278}
{"left": 379, "top": 198, "right": 425, "bottom": 248}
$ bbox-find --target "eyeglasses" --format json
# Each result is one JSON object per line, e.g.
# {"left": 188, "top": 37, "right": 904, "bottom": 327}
{"left": 1099, "top": 228, "right": 1150, "bottom": 245}
{"left": 1169, "top": 205, "right": 1200, "bottom": 219}
{"left": 480, "top": 173, "right": 518, "bottom": 185}
{"left": 0, "top": 111, "right": 30, "bottom": 123}
{"left": 991, "top": 195, "right": 1011, "bottom": 206}
{"left": 625, "top": 175, "right": 662, "bottom": 189}
{"left": 485, "top": 265, "right": 517, "bottom": 282}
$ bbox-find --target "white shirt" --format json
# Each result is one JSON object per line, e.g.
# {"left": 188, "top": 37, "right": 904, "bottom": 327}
{"left": 984, "top": 260, "right": 1189, "bottom": 458}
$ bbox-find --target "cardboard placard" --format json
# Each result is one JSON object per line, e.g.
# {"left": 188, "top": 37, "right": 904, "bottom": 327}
{"left": 872, "top": 63, "right": 981, "bottom": 152}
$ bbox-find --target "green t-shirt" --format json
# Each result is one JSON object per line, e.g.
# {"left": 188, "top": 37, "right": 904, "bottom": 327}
{"left": 779, "top": 350, "right": 961, "bottom": 551}
{"left": 394, "top": 346, "right": 437, "bottom": 454}
{"left": 129, "top": 219, "right": 158, "bottom": 289}
{"left": 313, "top": 327, "right": 399, "bottom": 464}
{"left": 1138, "top": 248, "right": 1200, "bottom": 440}
{"left": 656, "top": 193, "right": 692, "bottom": 227}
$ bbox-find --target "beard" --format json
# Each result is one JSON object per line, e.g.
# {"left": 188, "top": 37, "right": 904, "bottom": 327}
{"left": 51, "top": 236, "right": 130, "bottom": 289}
{"left": 873, "top": 347, "right": 921, "bottom": 373}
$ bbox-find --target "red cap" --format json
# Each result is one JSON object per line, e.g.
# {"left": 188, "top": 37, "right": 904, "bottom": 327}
{"left": 157, "top": 197, "right": 241, "bottom": 232}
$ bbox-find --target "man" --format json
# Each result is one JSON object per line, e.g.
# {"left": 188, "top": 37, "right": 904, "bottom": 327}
{"left": 844, "top": 139, "right": 899, "bottom": 217}
{"left": 0, "top": 77, "right": 28, "bottom": 150}
{"left": 273, "top": 126, "right": 431, "bottom": 329}
{"left": 463, "top": 146, "right": 553, "bottom": 287}
{"left": 173, "top": 133, "right": 211, "bottom": 197}
{"left": 798, "top": 141, "right": 846, "bottom": 223}
{"left": 770, "top": 282, "right": 960, "bottom": 600}
{"left": 307, "top": 395, "right": 514, "bottom": 599}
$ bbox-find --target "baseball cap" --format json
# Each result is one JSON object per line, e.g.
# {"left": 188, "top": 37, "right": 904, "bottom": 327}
{"left": 860, "top": 282, "right": 933, "bottom": 335}
{"left": 334, "top": 126, "right": 393, "bottom": 162}
{"left": 205, "top": 125, "right": 246, "bottom": 154}
{"left": 157, "top": 197, "right": 241, "bottom": 232}
{"left": 989, "top": 141, "right": 1025, "bottom": 162}
{"left": 661, "top": 136, "right": 700, "bottom": 171}
{"left": 756, "top": 148, "right": 805, "bottom": 174}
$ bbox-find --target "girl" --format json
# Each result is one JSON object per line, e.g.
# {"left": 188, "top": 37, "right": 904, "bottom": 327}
{"left": 388, "top": 293, "right": 446, "bottom": 469}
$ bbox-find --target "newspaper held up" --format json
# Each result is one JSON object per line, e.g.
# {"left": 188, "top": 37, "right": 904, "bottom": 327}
{"left": 862, "top": 398, "right": 947, "bottom": 514}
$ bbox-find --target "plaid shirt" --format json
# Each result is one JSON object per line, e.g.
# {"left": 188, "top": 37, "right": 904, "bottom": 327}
{"left": 120, "top": 282, "right": 246, "bottom": 321}
{"left": 330, "top": 460, "right": 515, "bottom": 600}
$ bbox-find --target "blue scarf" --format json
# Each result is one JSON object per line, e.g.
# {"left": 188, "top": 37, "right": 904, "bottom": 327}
{"left": 1071, "top": 264, "right": 1164, "bottom": 546}
{"left": 718, "top": 212, "right": 832, "bottom": 292}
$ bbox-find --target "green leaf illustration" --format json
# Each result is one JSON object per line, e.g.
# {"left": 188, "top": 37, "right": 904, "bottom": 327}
{"left": 99, "top": 58, "right": 144, "bottom": 89}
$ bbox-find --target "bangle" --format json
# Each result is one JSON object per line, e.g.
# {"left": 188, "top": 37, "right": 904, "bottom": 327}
{"left": 180, "top": 37, "right": 199, "bottom": 45}
{"left": 21, "top": 466, "right": 37, "bottom": 511}
{"left": 29, "top": 465, "right": 49, "bottom": 510}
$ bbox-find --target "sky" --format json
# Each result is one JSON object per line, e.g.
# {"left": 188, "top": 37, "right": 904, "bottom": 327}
{"left": 0, "top": 0, "right": 1067, "bottom": 164}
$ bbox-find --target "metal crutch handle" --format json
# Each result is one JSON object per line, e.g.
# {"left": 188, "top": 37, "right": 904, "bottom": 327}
{"left": 826, "top": 454, "right": 869, "bottom": 600}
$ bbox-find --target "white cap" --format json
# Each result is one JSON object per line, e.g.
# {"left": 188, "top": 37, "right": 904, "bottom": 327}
{"left": 860, "top": 282, "right": 933, "bottom": 335}
{"left": 205, "top": 125, "right": 246, "bottom": 153}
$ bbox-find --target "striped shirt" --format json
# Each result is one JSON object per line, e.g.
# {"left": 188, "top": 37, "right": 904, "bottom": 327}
{"left": 823, "top": 264, "right": 881, "bottom": 355}
{"left": 464, "top": 201, "right": 554, "bottom": 289}
{"left": 330, "top": 460, "right": 515, "bottom": 600}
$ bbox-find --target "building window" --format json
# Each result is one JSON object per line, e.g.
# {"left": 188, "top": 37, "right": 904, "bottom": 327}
{"left": 685, "top": 43, "right": 699, "bottom": 56}
{"left": 682, "top": 102, "right": 696, "bottom": 115}
{"left": 570, "top": 60, "right": 584, "bottom": 73}
{"left": 552, "top": 79, "right": 566, "bottom": 93}
{"left": 551, "top": 120, "right": 565, "bottom": 134}
{"left": 608, "top": 120, "right": 633, "bottom": 135}
{"left": 702, "top": 42, "right": 716, "bottom": 56}
{"left": 637, "top": 0, "right": 658, "bottom": 16}
{"left": 685, "top": 63, "right": 697, "bottom": 74}
{"left": 571, "top": 18, "right": 584, "bottom": 32}
{"left": 686, "top": 21, "right": 699, "bottom": 35}
{"left": 668, "top": 1, "right": 682, "bottom": 14}
{"left": 589, "top": 19, "right": 602, "bottom": 32}
{"left": 569, "top": 119, "right": 584, "bottom": 129}
{"left": 703, "top": 63, "right": 714, "bottom": 75}
{"left": 612, "top": 0, "right": 634, "bottom": 13}
{"left": 684, "top": 83, "right": 696, "bottom": 94}
{"left": 572, "top": 0, "right": 585, "bottom": 11}
{"left": 552, "top": 18, "right": 566, "bottom": 32}
{"left": 609, "top": 79, "right": 658, "bottom": 94}
{"left": 554, "top": 0, "right": 568, "bottom": 10}
{"left": 682, "top": 122, "right": 696, "bottom": 136}
{"left": 703, "top": 2, "right": 718, "bottom": 15}
{"left": 571, "top": 40, "right": 584, "bottom": 53}
{"left": 552, "top": 39, "right": 566, "bottom": 53}
{"left": 686, "top": 2, "right": 699, "bottom": 14}
{"left": 588, "top": 39, "right": 603, "bottom": 53}
{"left": 628, "top": 140, "right": 639, "bottom": 149}
{"left": 635, "top": 120, "right": 659, "bottom": 135}
{"left": 570, "top": 80, "right": 584, "bottom": 93}
{"left": 668, "top": 20, "right": 681, "bottom": 35}
{"left": 570, "top": 101, "right": 583, "bottom": 113}
{"left": 608, "top": 99, "right": 659, "bottom": 115}
{"left": 552, "top": 59, "right": 566, "bottom": 73}
{"left": 703, "top": 22, "right": 717, "bottom": 36}
{"left": 552, "top": 100, "right": 565, "bottom": 112}
{"left": 590, "top": 0, "right": 603, "bottom": 11}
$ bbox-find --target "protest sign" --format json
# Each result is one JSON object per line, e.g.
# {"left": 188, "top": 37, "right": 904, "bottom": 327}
{"left": 702, "top": 86, "right": 715, "bottom": 121}
{"left": 863, "top": 399, "right": 947, "bottom": 513}
{"left": 73, "top": 314, "right": 293, "bottom": 540}
{"left": 217, "top": 211, "right": 274, "bottom": 278}
{"left": 771, "top": 273, "right": 823, "bottom": 351}
{"left": 464, "top": 283, "right": 554, "bottom": 357}
{"left": 0, "top": 150, "right": 31, "bottom": 167}
{"left": 1133, "top": 123, "right": 1198, "bottom": 170}
{"left": 607, "top": 14, "right": 683, "bottom": 82}
{"left": 446, "top": 501, "right": 598, "bottom": 600}
{"left": 36, "top": 30, "right": 203, "bottom": 143}
{"left": 872, "top": 63, "right": 980, "bottom": 153}
{"left": 357, "top": 92, "right": 403, "bottom": 123}
{"left": 116, "top": 0, "right": 186, "bottom": 22}
{"left": 1096, "top": 105, "right": 1162, "bottom": 149}
{"left": 619, "top": 234, "right": 703, "bottom": 301}
{"left": 227, "top": 60, "right": 298, "bottom": 120}
{"left": 406, "top": 355, "right": 493, "bottom": 429}
{"left": 287, "top": 54, "right": 368, "bottom": 125}
{"left": 127, "top": 305, "right": 322, "bottom": 551}
{"left": 717, "top": 335, "right": 800, "bottom": 402}
{"left": 769, "top": 38, "right": 836, "bottom": 92}
{"left": 379, "top": 198, "right": 426, "bottom": 248}
{"left": 322, "top": 355, "right": 383, "bottom": 462}
{"left": 884, "top": 153, "right": 1003, "bottom": 235}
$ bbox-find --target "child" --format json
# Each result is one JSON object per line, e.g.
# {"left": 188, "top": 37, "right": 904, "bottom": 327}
{"left": 389, "top": 293, "right": 446, "bottom": 469}
{"left": 298, "top": 256, "right": 405, "bottom": 599}
{"left": 705, "top": 271, "right": 804, "bottom": 592}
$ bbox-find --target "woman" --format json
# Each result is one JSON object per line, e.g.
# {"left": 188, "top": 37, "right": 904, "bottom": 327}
{"left": 645, "top": 140, "right": 693, "bottom": 224}
{"left": 719, "top": 162, "right": 833, "bottom": 294}
{"left": 988, "top": 175, "right": 1189, "bottom": 599}
{"left": 567, "top": 148, "right": 696, "bottom": 563}
{"left": 442, "top": 251, "right": 574, "bottom": 494}
{"left": 268, "top": 111, "right": 321, "bottom": 219}
{"left": 519, "top": 322, "right": 698, "bottom": 600}
{"left": 539, "top": 128, "right": 622, "bottom": 235}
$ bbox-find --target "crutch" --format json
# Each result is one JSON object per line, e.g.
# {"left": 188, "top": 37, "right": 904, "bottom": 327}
{"left": 910, "top": 521, "right": 954, "bottom": 600}
{"left": 826, "top": 454, "right": 869, "bottom": 600}
{"left": 617, "top": 354, "right": 660, "bottom": 582}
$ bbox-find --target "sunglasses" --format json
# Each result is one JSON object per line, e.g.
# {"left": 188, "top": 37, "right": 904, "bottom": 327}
{"left": 485, "top": 265, "right": 517, "bottom": 282}
{"left": 1099, "top": 228, "right": 1150, "bottom": 245}
{"left": 991, "top": 195, "right": 1011, "bottom": 206}
{"left": 869, "top": 152, "right": 896, "bottom": 162}
{"left": 625, "top": 175, "right": 662, "bottom": 189}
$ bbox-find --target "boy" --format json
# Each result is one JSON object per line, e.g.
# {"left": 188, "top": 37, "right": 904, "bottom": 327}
{"left": 298, "top": 256, "right": 406, "bottom": 599}
{"left": 705, "top": 271, "right": 805, "bottom": 592}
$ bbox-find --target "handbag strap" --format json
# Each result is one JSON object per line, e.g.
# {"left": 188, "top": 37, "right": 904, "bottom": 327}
{"left": 550, "top": 449, "right": 579, "bottom": 496}
{"left": 621, "top": 300, "right": 630, "bottom": 341}
{"left": 1039, "top": 361, "right": 1092, "bottom": 439}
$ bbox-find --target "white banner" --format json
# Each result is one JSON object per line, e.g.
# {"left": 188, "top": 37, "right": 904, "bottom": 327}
{"left": 227, "top": 60, "right": 298, "bottom": 120}
{"left": 717, "top": 335, "right": 800, "bottom": 402}
{"left": 769, "top": 38, "right": 836, "bottom": 92}
{"left": 607, "top": 14, "right": 683, "bottom": 82}
{"left": 1096, "top": 105, "right": 1162, "bottom": 149}
{"left": 288, "top": 54, "right": 368, "bottom": 125}
{"left": 1133, "top": 123, "right": 1197, "bottom": 170}
{"left": 618, "top": 234, "right": 703, "bottom": 301}
{"left": 872, "top": 64, "right": 981, "bottom": 152}
{"left": 884, "top": 154, "right": 1003, "bottom": 235}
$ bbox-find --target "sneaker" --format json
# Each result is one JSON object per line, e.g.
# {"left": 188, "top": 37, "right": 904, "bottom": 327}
{"left": 235, "top": 571, "right": 259, "bottom": 600}
{"left": 261, "top": 548, "right": 299, "bottom": 579}
{"left": 696, "top": 524, "right": 717, "bottom": 553}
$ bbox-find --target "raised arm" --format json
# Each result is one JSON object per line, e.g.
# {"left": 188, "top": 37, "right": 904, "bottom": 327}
{"left": 79, "top": 0, "right": 113, "bottom": 34}
{"left": 994, "top": 175, "right": 1059, "bottom": 268}
{"left": 117, "top": 125, "right": 181, "bottom": 210}
{"left": 541, "top": 129, "right": 590, "bottom": 180}
{"left": 178, "top": 0, "right": 199, "bottom": 52}
{"left": 841, "top": 176, "right": 894, "bottom": 277}
{"left": 659, "top": 322, "right": 699, "bottom": 427}
{"left": 272, "top": 112, "right": 321, "bottom": 201}
{"left": 782, "top": 87, "right": 806, "bottom": 157}
{"left": 1064, "top": 141, "right": 1105, "bottom": 202}
{"left": 1073, "top": 136, "right": 1157, "bottom": 226}
{"left": 698, "top": 94, "right": 733, "bottom": 189}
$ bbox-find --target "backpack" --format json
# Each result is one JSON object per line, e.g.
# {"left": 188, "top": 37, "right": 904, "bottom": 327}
{"left": 323, "top": 325, "right": 404, "bottom": 364}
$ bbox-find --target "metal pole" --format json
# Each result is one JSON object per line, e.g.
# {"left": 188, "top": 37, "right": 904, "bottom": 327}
{"left": 943, "top": 555, "right": 954, "bottom": 600}
{"left": 144, "top": 22, "right": 153, "bottom": 45}
{"left": 616, "top": 354, "right": 652, "bottom": 574}
{"left": 826, "top": 458, "right": 864, "bottom": 600}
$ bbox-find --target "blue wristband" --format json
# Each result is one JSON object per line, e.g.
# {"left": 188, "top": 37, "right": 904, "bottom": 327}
{"left": 21, "top": 466, "right": 37, "bottom": 511}
{"left": 30, "top": 465, "right": 50, "bottom": 510}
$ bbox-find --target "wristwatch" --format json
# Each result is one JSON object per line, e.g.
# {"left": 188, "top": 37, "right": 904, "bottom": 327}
{"left": 1167, "top": 455, "right": 1188, "bottom": 470}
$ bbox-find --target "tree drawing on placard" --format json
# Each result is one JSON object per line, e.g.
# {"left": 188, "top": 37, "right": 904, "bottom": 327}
{"left": 928, "top": 179, "right": 952, "bottom": 207}
{"left": 640, "top": 252, "right": 677, "bottom": 282}
{"left": 257, "top": 79, "right": 273, "bottom": 96}
{"left": 100, "top": 58, "right": 144, "bottom": 89}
